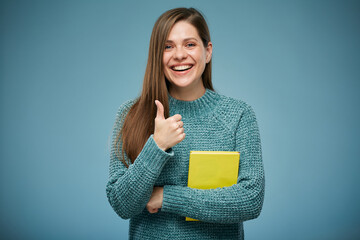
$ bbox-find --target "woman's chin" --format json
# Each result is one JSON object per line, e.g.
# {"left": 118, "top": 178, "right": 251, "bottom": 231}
{"left": 168, "top": 79, "right": 193, "bottom": 89}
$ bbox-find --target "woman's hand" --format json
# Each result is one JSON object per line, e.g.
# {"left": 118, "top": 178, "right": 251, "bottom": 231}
{"left": 154, "top": 100, "right": 185, "bottom": 151}
{"left": 146, "top": 186, "right": 164, "bottom": 213}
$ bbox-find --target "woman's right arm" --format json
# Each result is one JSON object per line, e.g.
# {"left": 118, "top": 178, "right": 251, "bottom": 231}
{"left": 106, "top": 100, "right": 174, "bottom": 219}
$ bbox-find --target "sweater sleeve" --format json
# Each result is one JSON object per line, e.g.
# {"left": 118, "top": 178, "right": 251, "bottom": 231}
{"left": 106, "top": 101, "right": 174, "bottom": 219}
{"left": 161, "top": 105, "right": 265, "bottom": 224}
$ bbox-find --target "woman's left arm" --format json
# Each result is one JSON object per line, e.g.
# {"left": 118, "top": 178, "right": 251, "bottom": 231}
{"left": 160, "top": 105, "right": 265, "bottom": 224}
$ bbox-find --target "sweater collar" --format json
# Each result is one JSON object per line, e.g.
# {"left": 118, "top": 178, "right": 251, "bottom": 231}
{"left": 168, "top": 88, "right": 220, "bottom": 118}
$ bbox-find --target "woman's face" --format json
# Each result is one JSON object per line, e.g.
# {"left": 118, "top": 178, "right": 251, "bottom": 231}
{"left": 163, "top": 21, "right": 212, "bottom": 92}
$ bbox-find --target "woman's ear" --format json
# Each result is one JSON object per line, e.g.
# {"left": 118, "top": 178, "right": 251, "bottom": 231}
{"left": 206, "top": 41, "right": 213, "bottom": 63}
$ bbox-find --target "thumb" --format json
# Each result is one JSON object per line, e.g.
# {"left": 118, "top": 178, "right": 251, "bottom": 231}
{"left": 155, "top": 100, "right": 165, "bottom": 120}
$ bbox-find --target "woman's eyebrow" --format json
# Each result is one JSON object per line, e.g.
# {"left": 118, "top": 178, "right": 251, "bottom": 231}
{"left": 183, "top": 38, "right": 199, "bottom": 42}
{"left": 166, "top": 38, "right": 199, "bottom": 43}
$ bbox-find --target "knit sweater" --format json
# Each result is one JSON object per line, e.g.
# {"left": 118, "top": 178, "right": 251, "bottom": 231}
{"left": 106, "top": 89, "right": 265, "bottom": 240}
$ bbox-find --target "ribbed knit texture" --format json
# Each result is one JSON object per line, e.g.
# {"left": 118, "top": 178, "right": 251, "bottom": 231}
{"left": 106, "top": 89, "right": 265, "bottom": 240}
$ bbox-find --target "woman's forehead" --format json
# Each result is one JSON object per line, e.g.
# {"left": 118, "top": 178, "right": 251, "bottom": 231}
{"left": 167, "top": 21, "right": 200, "bottom": 42}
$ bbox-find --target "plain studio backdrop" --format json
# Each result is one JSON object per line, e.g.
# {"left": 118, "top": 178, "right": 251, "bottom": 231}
{"left": 1, "top": 0, "right": 359, "bottom": 239}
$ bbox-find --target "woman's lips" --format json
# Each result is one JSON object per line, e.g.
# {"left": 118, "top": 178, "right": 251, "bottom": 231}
{"left": 171, "top": 64, "right": 193, "bottom": 71}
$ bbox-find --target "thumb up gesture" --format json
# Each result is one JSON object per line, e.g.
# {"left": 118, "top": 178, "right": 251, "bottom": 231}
{"left": 153, "top": 100, "right": 185, "bottom": 151}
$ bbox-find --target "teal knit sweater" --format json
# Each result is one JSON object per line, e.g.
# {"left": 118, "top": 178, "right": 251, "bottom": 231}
{"left": 106, "top": 89, "right": 265, "bottom": 240}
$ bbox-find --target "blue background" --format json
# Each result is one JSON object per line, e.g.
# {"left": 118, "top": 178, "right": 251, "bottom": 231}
{"left": 1, "top": 0, "right": 359, "bottom": 239}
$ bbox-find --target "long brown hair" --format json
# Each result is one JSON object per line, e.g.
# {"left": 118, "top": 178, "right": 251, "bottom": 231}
{"left": 116, "top": 8, "right": 214, "bottom": 167}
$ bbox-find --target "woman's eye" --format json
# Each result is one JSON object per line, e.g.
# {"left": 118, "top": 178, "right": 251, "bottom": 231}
{"left": 186, "top": 43, "right": 196, "bottom": 47}
{"left": 165, "top": 45, "right": 172, "bottom": 50}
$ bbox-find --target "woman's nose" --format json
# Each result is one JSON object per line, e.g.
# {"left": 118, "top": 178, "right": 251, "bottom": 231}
{"left": 174, "top": 47, "right": 187, "bottom": 60}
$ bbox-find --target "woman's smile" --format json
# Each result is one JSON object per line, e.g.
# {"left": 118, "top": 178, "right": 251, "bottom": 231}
{"left": 170, "top": 64, "right": 194, "bottom": 76}
{"left": 171, "top": 64, "right": 193, "bottom": 72}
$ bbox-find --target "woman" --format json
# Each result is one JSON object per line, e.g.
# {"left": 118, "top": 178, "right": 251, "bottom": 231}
{"left": 106, "top": 7, "right": 264, "bottom": 240}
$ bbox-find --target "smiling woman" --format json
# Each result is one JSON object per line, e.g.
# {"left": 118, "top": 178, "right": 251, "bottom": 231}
{"left": 106, "top": 7, "right": 264, "bottom": 240}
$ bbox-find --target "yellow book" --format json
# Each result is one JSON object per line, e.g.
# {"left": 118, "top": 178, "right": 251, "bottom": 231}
{"left": 186, "top": 151, "right": 240, "bottom": 221}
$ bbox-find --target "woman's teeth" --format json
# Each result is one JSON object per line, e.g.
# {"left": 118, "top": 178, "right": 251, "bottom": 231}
{"left": 172, "top": 65, "right": 192, "bottom": 71}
